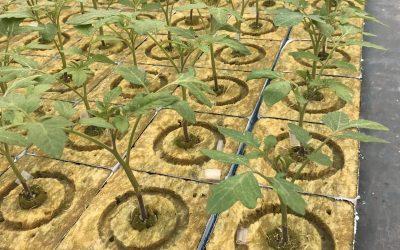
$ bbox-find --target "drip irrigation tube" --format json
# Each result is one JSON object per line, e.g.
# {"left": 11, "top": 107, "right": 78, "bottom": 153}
{"left": 196, "top": 27, "right": 293, "bottom": 250}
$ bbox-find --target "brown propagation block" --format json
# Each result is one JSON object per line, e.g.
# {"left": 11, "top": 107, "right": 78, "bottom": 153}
{"left": 40, "top": 57, "right": 115, "bottom": 102}
{"left": 195, "top": 38, "right": 281, "bottom": 72}
{"left": 28, "top": 103, "right": 155, "bottom": 168}
{"left": 19, "top": 28, "right": 82, "bottom": 57}
{"left": 170, "top": 11, "right": 211, "bottom": 34}
{"left": 245, "top": 0, "right": 285, "bottom": 14}
{"left": 0, "top": 155, "right": 110, "bottom": 250}
{"left": 174, "top": 68, "right": 265, "bottom": 117}
{"left": 207, "top": 189, "right": 355, "bottom": 250}
{"left": 128, "top": 109, "right": 248, "bottom": 181}
{"left": 259, "top": 74, "right": 362, "bottom": 122}
{"left": 236, "top": 118, "right": 359, "bottom": 198}
{"left": 306, "top": 0, "right": 365, "bottom": 13}
{"left": 132, "top": 35, "right": 202, "bottom": 68}
{"left": 88, "top": 64, "right": 178, "bottom": 104}
{"left": 226, "top": 13, "right": 288, "bottom": 41}
{"left": 275, "top": 40, "right": 362, "bottom": 78}
{"left": 58, "top": 170, "right": 211, "bottom": 249}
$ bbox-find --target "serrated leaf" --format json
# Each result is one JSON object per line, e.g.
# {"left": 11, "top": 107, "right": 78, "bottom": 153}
{"left": 288, "top": 123, "right": 311, "bottom": 145}
{"left": 115, "top": 66, "right": 148, "bottom": 87}
{"left": 200, "top": 149, "right": 249, "bottom": 166}
{"left": 80, "top": 117, "right": 114, "bottom": 129}
{"left": 264, "top": 135, "right": 277, "bottom": 150}
{"left": 272, "top": 8, "right": 303, "bottom": 27}
{"left": 321, "top": 112, "right": 350, "bottom": 132}
{"left": 267, "top": 176, "right": 306, "bottom": 215}
{"left": 103, "top": 87, "right": 122, "bottom": 106}
{"left": 343, "top": 40, "right": 385, "bottom": 50}
{"left": 262, "top": 81, "right": 292, "bottom": 106}
{"left": 125, "top": 91, "right": 179, "bottom": 115}
{"left": 91, "top": 54, "right": 116, "bottom": 65}
{"left": 327, "top": 81, "right": 353, "bottom": 103}
{"left": 218, "top": 127, "right": 260, "bottom": 148}
{"left": 167, "top": 27, "right": 196, "bottom": 39}
{"left": 216, "top": 37, "right": 250, "bottom": 55}
{"left": 207, "top": 172, "right": 262, "bottom": 214}
{"left": 132, "top": 19, "right": 165, "bottom": 35}
{"left": 343, "top": 119, "right": 389, "bottom": 131}
{"left": 289, "top": 51, "right": 320, "bottom": 61}
{"left": 315, "top": 21, "right": 334, "bottom": 37}
{"left": 0, "top": 129, "right": 28, "bottom": 146}
{"left": 26, "top": 118, "right": 68, "bottom": 158}
{"left": 12, "top": 54, "right": 38, "bottom": 69}
{"left": 54, "top": 101, "right": 75, "bottom": 119}
{"left": 307, "top": 150, "right": 332, "bottom": 166}
{"left": 247, "top": 69, "right": 282, "bottom": 81}
{"left": 173, "top": 71, "right": 213, "bottom": 107}
{"left": 335, "top": 131, "right": 389, "bottom": 143}
{"left": 112, "top": 116, "right": 129, "bottom": 134}
{"left": 170, "top": 101, "right": 196, "bottom": 124}
{"left": 245, "top": 150, "right": 264, "bottom": 159}
{"left": 330, "top": 60, "right": 357, "bottom": 72}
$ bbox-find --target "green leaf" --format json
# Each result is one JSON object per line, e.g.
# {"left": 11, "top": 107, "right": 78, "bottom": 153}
{"left": 125, "top": 91, "right": 179, "bottom": 115}
{"left": 262, "top": 81, "right": 292, "bottom": 106}
{"left": 330, "top": 60, "right": 357, "bottom": 72}
{"left": 132, "top": 19, "right": 165, "bottom": 35}
{"left": 335, "top": 131, "right": 389, "bottom": 143}
{"left": 91, "top": 54, "right": 116, "bottom": 65}
{"left": 26, "top": 118, "right": 69, "bottom": 158}
{"left": 80, "top": 117, "right": 114, "bottom": 129}
{"left": 289, "top": 51, "right": 320, "bottom": 61}
{"left": 245, "top": 150, "right": 264, "bottom": 159}
{"left": 54, "top": 101, "right": 75, "bottom": 119}
{"left": 207, "top": 172, "right": 262, "bottom": 214}
{"left": 64, "top": 62, "right": 91, "bottom": 86}
{"left": 272, "top": 8, "right": 304, "bottom": 27}
{"left": 216, "top": 37, "right": 251, "bottom": 55}
{"left": 327, "top": 81, "right": 353, "bottom": 103}
{"left": 0, "top": 129, "right": 28, "bottom": 146}
{"left": 103, "top": 87, "right": 122, "bottom": 106}
{"left": 170, "top": 101, "right": 196, "bottom": 124}
{"left": 218, "top": 126, "right": 260, "bottom": 148}
{"left": 38, "top": 23, "right": 57, "bottom": 42}
{"left": 343, "top": 40, "right": 386, "bottom": 50}
{"left": 247, "top": 69, "right": 282, "bottom": 81}
{"left": 344, "top": 119, "right": 389, "bottom": 131}
{"left": 267, "top": 176, "right": 306, "bottom": 215}
{"left": 112, "top": 116, "right": 129, "bottom": 134}
{"left": 63, "top": 47, "right": 83, "bottom": 56}
{"left": 264, "top": 135, "right": 277, "bottom": 150}
{"left": 200, "top": 149, "right": 249, "bottom": 166}
{"left": 321, "top": 112, "right": 350, "bottom": 132}
{"left": 315, "top": 21, "right": 334, "bottom": 37}
{"left": 173, "top": 71, "right": 213, "bottom": 107}
{"left": 167, "top": 27, "right": 196, "bottom": 39}
{"left": 288, "top": 123, "right": 311, "bottom": 145}
{"left": 12, "top": 54, "right": 39, "bottom": 69}
{"left": 307, "top": 151, "right": 332, "bottom": 166}
{"left": 25, "top": 43, "right": 52, "bottom": 50}
{"left": 115, "top": 66, "right": 148, "bottom": 87}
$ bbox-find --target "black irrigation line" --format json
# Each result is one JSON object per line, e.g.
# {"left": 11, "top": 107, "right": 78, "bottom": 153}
{"left": 196, "top": 27, "right": 293, "bottom": 250}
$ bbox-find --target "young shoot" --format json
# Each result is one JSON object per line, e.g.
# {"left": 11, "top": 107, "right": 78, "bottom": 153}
{"left": 0, "top": 74, "right": 72, "bottom": 207}
{"left": 255, "top": 0, "right": 385, "bottom": 127}
{"left": 62, "top": 72, "right": 194, "bottom": 227}
{"left": 201, "top": 111, "right": 388, "bottom": 247}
